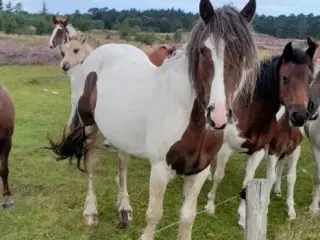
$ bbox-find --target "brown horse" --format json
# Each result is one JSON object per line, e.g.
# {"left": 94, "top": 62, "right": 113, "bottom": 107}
{"left": 203, "top": 38, "right": 317, "bottom": 228}
{"left": 270, "top": 40, "right": 320, "bottom": 220}
{"left": 147, "top": 46, "right": 177, "bottom": 67}
{"left": 0, "top": 85, "right": 15, "bottom": 209}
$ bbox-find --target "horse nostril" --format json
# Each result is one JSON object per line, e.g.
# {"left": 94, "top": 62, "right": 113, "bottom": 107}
{"left": 227, "top": 109, "right": 233, "bottom": 122}
{"left": 308, "top": 101, "right": 315, "bottom": 113}
{"left": 206, "top": 104, "right": 215, "bottom": 113}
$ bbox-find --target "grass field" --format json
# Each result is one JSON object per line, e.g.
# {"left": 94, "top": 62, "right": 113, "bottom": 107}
{"left": 0, "top": 65, "right": 320, "bottom": 240}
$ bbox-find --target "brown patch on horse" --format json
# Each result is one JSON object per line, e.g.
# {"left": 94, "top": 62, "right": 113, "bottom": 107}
{"left": 78, "top": 72, "right": 98, "bottom": 126}
{"left": 148, "top": 46, "right": 172, "bottom": 67}
{"left": 0, "top": 86, "right": 15, "bottom": 208}
{"left": 269, "top": 112, "right": 303, "bottom": 159}
{"left": 235, "top": 102, "right": 278, "bottom": 155}
{"left": 166, "top": 99, "right": 223, "bottom": 175}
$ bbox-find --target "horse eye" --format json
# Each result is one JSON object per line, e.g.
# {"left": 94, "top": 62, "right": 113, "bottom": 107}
{"left": 61, "top": 51, "right": 65, "bottom": 57}
{"left": 73, "top": 48, "right": 79, "bottom": 54}
{"left": 282, "top": 76, "right": 289, "bottom": 84}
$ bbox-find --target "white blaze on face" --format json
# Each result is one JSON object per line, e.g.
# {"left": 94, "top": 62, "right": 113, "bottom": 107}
{"left": 49, "top": 25, "right": 61, "bottom": 48}
{"left": 204, "top": 37, "right": 228, "bottom": 129}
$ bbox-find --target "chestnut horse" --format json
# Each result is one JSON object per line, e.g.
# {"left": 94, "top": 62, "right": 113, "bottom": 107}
{"left": 148, "top": 46, "right": 177, "bottom": 67}
{"left": 47, "top": 0, "right": 259, "bottom": 239}
{"left": 0, "top": 85, "right": 15, "bottom": 209}
{"left": 204, "top": 39, "right": 317, "bottom": 228}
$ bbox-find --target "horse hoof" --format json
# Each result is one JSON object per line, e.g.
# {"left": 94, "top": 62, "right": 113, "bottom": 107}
{"left": 118, "top": 210, "right": 131, "bottom": 228}
{"left": 204, "top": 204, "right": 215, "bottom": 215}
{"left": 84, "top": 214, "right": 98, "bottom": 226}
{"left": 237, "top": 221, "right": 245, "bottom": 230}
{"left": 3, "top": 202, "right": 14, "bottom": 209}
{"left": 288, "top": 215, "right": 296, "bottom": 221}
{"left": 274, "top": 190, "right": 281, "bottom": 197}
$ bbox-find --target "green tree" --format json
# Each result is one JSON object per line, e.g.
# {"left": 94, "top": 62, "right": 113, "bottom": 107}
{"left": 40, "top": 1, "right": 48, "bottom": 14}
{"left": 0, "top": 0, "right": 3, "bottom": 11}
{"left": 5, "top": 1, "right": 13, "bottom": 12}
{"left": 14, "top": 2, "right": 23, "bottom": 12}
{"left": 173, "top": 30, "right": 182, "bottom": 42}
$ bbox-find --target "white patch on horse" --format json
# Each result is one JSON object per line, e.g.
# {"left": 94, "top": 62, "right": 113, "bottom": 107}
{"left": 276, "top": 105, "right": 285, "bottom": 121}
{"left": 204, "top": 37, "right": 227, "bottom": 129}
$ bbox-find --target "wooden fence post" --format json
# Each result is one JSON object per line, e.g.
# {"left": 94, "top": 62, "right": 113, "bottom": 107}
{"left": 244, "top": 179, "right": 268, "bottom": 240}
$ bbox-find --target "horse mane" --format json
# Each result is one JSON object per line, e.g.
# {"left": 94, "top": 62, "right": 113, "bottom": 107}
{"left": 254, "top": 49, "right": 314, "bottom": 101}
{"left": 186, "top": 5, "right": 259, "bottom": 98}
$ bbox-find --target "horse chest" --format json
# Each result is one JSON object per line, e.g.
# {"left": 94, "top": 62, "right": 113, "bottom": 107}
{"left": 269, "top": 124, "right": 303, "bottom": 157}
{"left": 240, "top": 118, "right": 277, "bottom": 155}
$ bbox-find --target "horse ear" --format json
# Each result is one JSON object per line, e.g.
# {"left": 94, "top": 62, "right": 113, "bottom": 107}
{"left": 240, "top": 0, "right": 256, "bottom": 23}
{"left": 283, "top": 42, "right": 293, "bottom": 61}
{"left": 199, "top": 0, "right": 215, "bottom": 24}
{"left": 306, "top": 36, "right": 317, "bottom": 60}
{"left": 62, "top": 19, "right": 68, "bottom": 27}
{"left": 52, "top": 15, "right": 57, "bottom": 24}
{"left": 81, "top": 35, "right": 88, "bottom": 44}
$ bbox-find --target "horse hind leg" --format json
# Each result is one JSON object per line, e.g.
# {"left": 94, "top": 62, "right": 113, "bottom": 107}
{"left": 0, "top": 137, "right": 14, "bottom": 209}
{"left": 83, "top": 125, "right": 99, "bottom": 226}
{"left": 115, "top": 151, "right": 133, "bottom": 228}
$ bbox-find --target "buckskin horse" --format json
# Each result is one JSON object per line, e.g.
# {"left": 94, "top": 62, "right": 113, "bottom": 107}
{"left": 203, "top": 38, "right": 318, "bottom": 228}
{"left": 47, "top": 0, "right": 259, "bottom": 239}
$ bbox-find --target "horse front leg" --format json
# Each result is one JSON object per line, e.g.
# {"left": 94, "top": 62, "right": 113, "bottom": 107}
{"left": 116, "top": 151, "right": 133, "bottom": 228}
{"left": 204, "top": 143, "right": 233, "bottom": 215}
{"left": 139, "top": 160, "right": 175, "bottom": 240}
{"left": 83, "top": 126, "right": 99, "bottom": 226}
{"left": 179, "top": 166, "right": 210, "bottom": 240}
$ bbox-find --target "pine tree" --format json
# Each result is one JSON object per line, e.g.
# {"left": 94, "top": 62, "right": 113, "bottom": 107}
{"left": 40, "top": 1, "right": 48, "bottom": 14}
{"left": 5, "top": 1, "right": 13, "bottom": 12}
{"left": 0, "top": 0, "right": 3, "bottom": 11}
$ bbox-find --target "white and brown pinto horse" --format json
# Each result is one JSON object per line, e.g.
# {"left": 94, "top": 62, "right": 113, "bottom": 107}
{"left": 49, "top": 17, "right": 174, "bottom": 146}
{"left": 204, "top": 38, "right": 318, "bottom": 228}
{"left": 47, "top": 0, "right": 259, "bottom": 239}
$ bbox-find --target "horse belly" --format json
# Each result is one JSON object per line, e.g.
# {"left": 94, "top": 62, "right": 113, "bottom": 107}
{"left": 93, "top": 65, "right": 156, "bottom": 158}
{"left": 145, "top": 97, "right": 195, "bottom": 163}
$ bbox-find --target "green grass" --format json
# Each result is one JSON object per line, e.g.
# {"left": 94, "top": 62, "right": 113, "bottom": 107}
{"left": 0, "top": 65, "right": 319, "bottom": 240}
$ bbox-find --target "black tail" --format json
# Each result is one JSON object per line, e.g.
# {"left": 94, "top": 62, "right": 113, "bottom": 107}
{"left": 45, "top": 111, "right": 88, "bottom": 172}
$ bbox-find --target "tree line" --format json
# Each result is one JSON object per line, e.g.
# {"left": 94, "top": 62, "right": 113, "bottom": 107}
{"left": 0, "top": 1, "right": 320, "bottom": 39}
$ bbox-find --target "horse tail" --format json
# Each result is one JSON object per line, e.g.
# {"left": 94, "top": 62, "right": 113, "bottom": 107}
{"left": 46, "top": 110, "right": 87, "bottom": 171}
{"left": 46, "top": 71, "right": 99, "bottom": 172}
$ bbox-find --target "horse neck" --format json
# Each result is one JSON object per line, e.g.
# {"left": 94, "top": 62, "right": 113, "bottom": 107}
{"left": 66, "top": 24, "right": 77, "bottom": 37}
{"left": 235, "top": 57, "right": 281, "bottom": 131}
{"left": 156, "top": 48, "right": 195, "bottom": 104}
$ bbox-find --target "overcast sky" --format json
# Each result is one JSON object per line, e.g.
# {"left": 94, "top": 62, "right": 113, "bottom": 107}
{"left": 4, "top": 0, "right": 320, "bottom": 16}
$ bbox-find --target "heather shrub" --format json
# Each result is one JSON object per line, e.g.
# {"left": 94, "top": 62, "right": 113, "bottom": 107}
{"left": 0, "top": 33, "right": 61, "bottom": 65}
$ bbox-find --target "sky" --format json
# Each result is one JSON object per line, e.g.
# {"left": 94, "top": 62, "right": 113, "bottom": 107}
{"left": 4, "top": 0, "right": 320, "bottom": 16}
